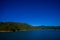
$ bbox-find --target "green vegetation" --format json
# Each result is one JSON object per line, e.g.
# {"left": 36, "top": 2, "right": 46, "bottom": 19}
{"left": 0, "top": 22, "right": 60, "bottom": 32}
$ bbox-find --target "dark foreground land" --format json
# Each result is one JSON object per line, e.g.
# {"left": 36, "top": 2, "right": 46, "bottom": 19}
{"left": 0, "top": 22, "right": 60, "bottom": 32}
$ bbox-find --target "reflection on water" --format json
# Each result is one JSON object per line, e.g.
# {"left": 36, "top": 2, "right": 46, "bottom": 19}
{"left": 0, "top": 30, "right": 60, "bottom": 40}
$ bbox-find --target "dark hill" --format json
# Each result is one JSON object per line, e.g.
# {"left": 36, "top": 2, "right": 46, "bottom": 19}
{"left": 0, "top": 22, "right": 60, "bottom": 32}
{"left": 0, "top": 22, "right": 32, "bottom": 32}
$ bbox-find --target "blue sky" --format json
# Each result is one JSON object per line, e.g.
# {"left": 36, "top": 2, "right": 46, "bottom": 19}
{"left": 0, "top": 0, "right": 60, "bottom": 26}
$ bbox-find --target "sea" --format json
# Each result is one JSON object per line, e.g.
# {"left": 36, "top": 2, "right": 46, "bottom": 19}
{"left": 0, "top": 30, "right": 60, "bottom": 40}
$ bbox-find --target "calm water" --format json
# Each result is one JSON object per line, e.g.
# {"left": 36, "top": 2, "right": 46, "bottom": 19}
{"left": 0, "top": 30, "right": 60, "bottom": 40}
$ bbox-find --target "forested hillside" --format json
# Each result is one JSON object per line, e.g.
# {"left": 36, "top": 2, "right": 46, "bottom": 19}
{"left": 0, "top": 22, "right": 32, "bottom": 32}
{"left": 0, "top": 22, "right": 60, "bottom": 32}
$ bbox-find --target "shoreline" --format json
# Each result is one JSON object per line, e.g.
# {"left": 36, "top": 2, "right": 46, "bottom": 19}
{"left": 0, "top": 29, "right": 60, "bottom": 32}
{"left": 0, "top": 30, "right": 12, "bottom": 32}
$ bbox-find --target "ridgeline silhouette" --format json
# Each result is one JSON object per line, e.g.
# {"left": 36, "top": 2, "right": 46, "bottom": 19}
{"left": 0, "top": 22, "right": 60, "bottom": 32}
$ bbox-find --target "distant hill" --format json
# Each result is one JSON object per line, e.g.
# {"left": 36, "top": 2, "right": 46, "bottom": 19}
{"left": 0, "top": 22, "right": 32, "bottom": 32}
{"left": 0, "top": 22, "right": 60, "bottom": 32}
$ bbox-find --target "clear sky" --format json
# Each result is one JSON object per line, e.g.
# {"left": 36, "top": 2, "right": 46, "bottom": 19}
{"left": 0, "top": 0, "right": 60, "bottom": 26}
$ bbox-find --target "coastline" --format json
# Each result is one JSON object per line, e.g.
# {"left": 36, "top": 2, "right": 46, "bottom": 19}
{"left": 0, "top": 29, "right": 60, "bottom": 32}
{"left": 0, "top": 30, "right": 28, "bottom": 32}
{"left": 0, "top": 30, "right": 12, "bottom": 32}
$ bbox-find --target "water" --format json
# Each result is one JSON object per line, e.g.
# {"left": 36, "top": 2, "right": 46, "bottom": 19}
{"left": 0, "top": 30, "right": 60, "bottom": 40}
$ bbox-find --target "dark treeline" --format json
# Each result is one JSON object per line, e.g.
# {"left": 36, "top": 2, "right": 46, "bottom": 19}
{"left": 0, "top": 22, "right": 60, "bottom": 32}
